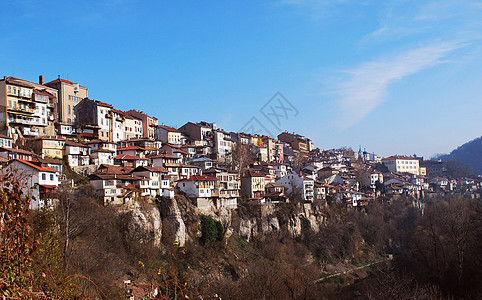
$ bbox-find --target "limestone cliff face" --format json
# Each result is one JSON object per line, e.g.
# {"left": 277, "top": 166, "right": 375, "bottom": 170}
{"left": 126, "top": 201, "right": 163, "bottom": 248}
{"left": 132, "top": 197, "right": 326, "bottom": 247}
{"left": 160, "top": 197, "right": 187, "bottom": 247}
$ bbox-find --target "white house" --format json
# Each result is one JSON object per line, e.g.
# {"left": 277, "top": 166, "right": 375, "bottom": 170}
{"left": 155, "top": 124, "right": 183, "bottom": 145}
{"left": 276, "top": 173, "right": 314, "bottom": 202}
{"left": 370, "top": 171, "right": 384, "bottom": 189}
{"left": 90, "top": 149, "right": 115, "bottom": 165}
{"left": 176, "top": 174, "right": 218, "bottom": 211}
{"left": 2, "top": 159, "right": 59, "bottom": 209}
{"left": 131, "top": 165, "right": 174, "bottom": 198}
{"left": 64, "top": 141, "right": 90, "bottom": 167}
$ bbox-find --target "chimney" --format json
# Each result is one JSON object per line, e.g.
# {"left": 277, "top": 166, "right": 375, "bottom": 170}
{"left": 39, "top": 75, "right": 44, "bottom": 85}
{"left": 58, "top": 75, "right": 60, "bottom": 79}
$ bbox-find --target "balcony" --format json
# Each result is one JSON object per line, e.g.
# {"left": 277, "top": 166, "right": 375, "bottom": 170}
{"left": 23, "top": 127, "right": 39, "bottom": 136}
{"left": 8, "top": 117, "right": 40, "bottom": 126}
{"left": 8, "top": 107, "right": 35, "bottom": 114}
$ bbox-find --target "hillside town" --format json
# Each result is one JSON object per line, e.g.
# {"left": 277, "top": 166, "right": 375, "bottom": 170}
{"left": 1, "top": 75, "right": 481, "bottom": 211}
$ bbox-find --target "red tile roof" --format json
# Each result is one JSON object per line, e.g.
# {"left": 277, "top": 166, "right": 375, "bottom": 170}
{"left": 117, "top": 146, "right": 146, "bottom": 151}
{"left": 243, "top": 169, "right": 265, "bottom": 178}
{"left": 177, "top": 174, "right": 218, "bottom": 182}
{"left": 158, "top": 125, "right": 180, "bottom": 132}
{"left": 382, "top": 155, "right": 417, "bottom": 161}
{"left": 64, "top": 141, "right": 89, "bottom": 148}
{"left": 45, "top": 78, "right": 74, "bottom": 85}
{"left": 114, "top": 154, "right": 146, "bottom": 160}
{"left": 15, "top": 159, "right": 58, "bottom": 173}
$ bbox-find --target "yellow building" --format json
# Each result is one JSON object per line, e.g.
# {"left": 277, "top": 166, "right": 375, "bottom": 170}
{"left": 0, "top": 76, "right": 58, "bottom": 140}
{"left": 241, "top": 169, "right": 266, "bottom": 199}
{"left": 31, "top": 136, "right": 66, "bottom": 159}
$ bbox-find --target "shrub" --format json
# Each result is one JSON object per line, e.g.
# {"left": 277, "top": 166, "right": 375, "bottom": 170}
{"left": 200, "top": 215, "right": 224, "bottom": 245}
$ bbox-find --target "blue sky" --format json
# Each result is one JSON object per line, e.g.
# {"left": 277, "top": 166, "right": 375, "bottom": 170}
{"left": 2, "top": 0, "right": 482, "bottom": 158}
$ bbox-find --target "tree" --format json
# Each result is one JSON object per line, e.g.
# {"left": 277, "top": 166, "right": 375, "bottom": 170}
{"left": 444, "top": 159, "right": 476, "bottom": 178}
{"left": 228, "top": 142, "right": 253, "bottom": 177}
{"left": 0, "top": 170, "right": 36, "bottom": 298}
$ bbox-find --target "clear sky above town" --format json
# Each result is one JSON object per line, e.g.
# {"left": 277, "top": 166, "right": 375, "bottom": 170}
{"left": 2, "top": 0, "right": 482, "bottom": 158}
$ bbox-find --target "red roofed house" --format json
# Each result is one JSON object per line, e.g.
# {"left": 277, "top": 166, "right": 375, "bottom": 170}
{"left": 123, "top": 114, "right": 143, "bottom": 140}
{"left": 2, "top": 159, "right": 60, "bottom": 209}
{"left": 117, "top": 145, "right": 147, "bottom": 158}
{"left": 114, "top": 154, "right": 148, "bottom": 168}
{"left": 75, "top": 98, "right": 121, "bottom": 142}
{"left": 0, "top": 147, "right": 36, "bottom": 161}
{"left": 241, "top": 169, "right": 266, "bottom": 200}
{"left": 177, "top": 174, "right": 219, "bottom": 211}
{"left": 155, "top": 124, "right": 183, "bottom": 145}
{"left": 89, "top": 173, "right": 149, "bottom": 205}
{"left": 64, "top": 141, "right": 90, "bottom": 167}
{"left": 382, "top": 155, "right": 420, "bottom": 175}
{"left": 88, "top": 139, "right": 117, "bottom": 165}
{"left": 131, "top": 165, "right": 173, "bottom": 198}
{"left": 125, "top": 110, "right": 158, "bottom": 140}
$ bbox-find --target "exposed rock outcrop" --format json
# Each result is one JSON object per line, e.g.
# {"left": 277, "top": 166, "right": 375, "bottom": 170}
{"left": 125, "top": 201, "right": 162, "bottom": 248}
{"left": 160, "top": 196, "right": 187, "bottom": 247}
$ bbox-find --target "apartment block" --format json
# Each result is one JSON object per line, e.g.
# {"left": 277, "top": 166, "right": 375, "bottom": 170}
{"left": 45, "top": 76, "right": 88, "bottom": 136}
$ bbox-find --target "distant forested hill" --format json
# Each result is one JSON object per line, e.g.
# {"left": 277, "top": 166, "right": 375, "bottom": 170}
{"left": 438, "top": 136, "right": 482, "bottom": 175}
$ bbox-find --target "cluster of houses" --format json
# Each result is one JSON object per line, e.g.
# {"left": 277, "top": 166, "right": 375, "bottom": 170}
{"left": 1, "top": 75, "right": 480, "bottom": 211}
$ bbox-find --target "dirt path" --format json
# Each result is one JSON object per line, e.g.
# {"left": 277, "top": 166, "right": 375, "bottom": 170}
{"left": 313, "top": 256, "right": 392, "bottom": 284}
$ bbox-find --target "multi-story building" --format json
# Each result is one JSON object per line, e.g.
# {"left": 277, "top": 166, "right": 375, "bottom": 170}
{"left": 2, "top": 159, "right": 60, "bottom": 209}
{"left": 110, "top": 109, "right": 125, "bottom": 142}
{"left": 213, "top": 129, "right": 232, "bottom": 160}
{"left": 125, "top": 110, "right": 158, "bottom": 140}
{"left": 45, "top": 76, "right": 88, "bottom": 136}
{"left": 64, "top": 141, "right": 90, "bottom": 167}
{"left": 131, "top": 165, "right": 173, "bottom": 198}
{"left": 179, "top": 121, "right": 214, "bottom": 146}
{"left": 0, "top": 134, "right": 13, "bottom": 148}
{"left": 124, "top": 114, "right": 143, "bottom": 140}
{"left": 278, "top": 131, "right": 313, "bottom": 157}
{"left": 241, "top": 169, "right": 266, "bottom": 199}
{"left": 276, "top": 173, "right": 314, "bottom": 203}
{"left": 382, "top": 155, "right": 420, "bottom": 175}
{"left": 176, "top": 174, "right": 219, "bottom": 211}
{"left": 30, "top": 136, "right": 65, "bottom": 159}
{"left": 370, "top": 171, "right": 384, "bottom": 189}
{"left": 87, "top": 139, "right": 117, "bottom": 165}
{"left": 76, "top": 98, "right": 126, "bottom": 142}
{"left": 0, "top": 76, "right": 58, "bottom": 140}
{"left": 420, "top": 160, "right": 445, "bottom": 178}
{"left": 155, "top": 124, "right": 183, "bottom": 145}
{"left": 204, "top": 168, "right": 239, "bottom": 209}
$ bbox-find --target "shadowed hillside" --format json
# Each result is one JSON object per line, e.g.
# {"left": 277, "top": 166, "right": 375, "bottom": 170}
{"left": 439, "top": 136, "right": 482, "bottom": 176}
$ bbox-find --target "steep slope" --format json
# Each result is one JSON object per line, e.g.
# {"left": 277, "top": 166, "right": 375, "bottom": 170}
{"left": 440, "top": 136, "right": 482, "bottom": 175}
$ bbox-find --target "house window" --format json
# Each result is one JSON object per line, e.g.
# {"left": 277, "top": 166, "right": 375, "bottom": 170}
{"left": 68, "top": 105, "right": 71, "bottom": 115}
{"left": 8, "top": 100, "right": 11, "bottom": 107}
{"left": 42, "top": 173, "right": 46, "bottom": 180}
{"left": 8, "top": 86, "right": 11, "bottom": 93}
{"left": 50, "top": 174, "right": 54, "bottom": 181}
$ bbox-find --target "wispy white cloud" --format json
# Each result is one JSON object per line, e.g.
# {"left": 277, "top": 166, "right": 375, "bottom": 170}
{"left": 336, "top": 42, "right": 463, "bottom": 130}
{"left": 361, "top": 0, "right": 482, "bottom": 44}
